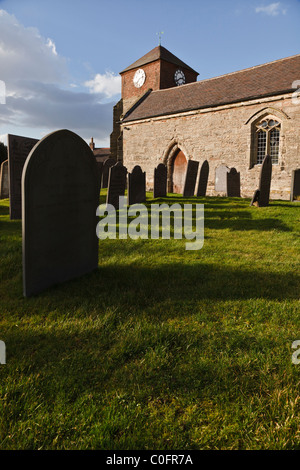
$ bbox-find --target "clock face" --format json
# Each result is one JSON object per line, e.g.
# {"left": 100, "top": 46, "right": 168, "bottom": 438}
{"left": 174, "top": 69, "right": 186, "bottom": 86}
{"left": 133, "top": 69, "right": 146, "bottom": 88}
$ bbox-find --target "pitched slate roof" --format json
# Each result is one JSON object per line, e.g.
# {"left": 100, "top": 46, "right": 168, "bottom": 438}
{"left": 122, "top": 53, "right": 300, "bottom": 122}
{"left": 93, "top": 148, "right": 110, "bottom": 157}
{"left": 120, "top": 45, "right": 199, "bottom": 74}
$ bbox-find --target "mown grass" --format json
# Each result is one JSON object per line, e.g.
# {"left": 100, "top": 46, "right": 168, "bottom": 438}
{"left": 0, "top": 192, "right": 299, "bottom": 450}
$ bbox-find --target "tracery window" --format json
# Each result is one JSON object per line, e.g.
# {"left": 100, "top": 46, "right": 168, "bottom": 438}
{"left": 255, "top": 118, "right": 280, "bottom": 164}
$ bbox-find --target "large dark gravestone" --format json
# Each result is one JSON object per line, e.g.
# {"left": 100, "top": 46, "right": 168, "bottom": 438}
{"left": 226, "top": 168, "right": 241, "bottom": 197}
{"left": 251, "top": 154, "right": 272, "bottom": 207}
{"left": 291, "top": 169, "right": 300, "bottom": 202}
{"left": 197, "top": 160, "right": 209, "bottom": 197}
{"left": 106, "top": 162, "right": 127, "bottom": 209}
{"left": 183, "top": 160, "right": 199, "bottom": 197}
{"left": 0, "top": 159, "right": 9, "bottom": 199}
{"left": 22, "top": 129, "right": 99, "bottom": 297}
{"left": 128, "top": 165, "right": 146, "bottom": 205}
{"left": 8, "top": 134, "right": 39, "bottom": 219}
{"left": 215, "top": 165, "right": 230, "bottom": 193}
{"left": 153, "top": 163, "right": 167, "bottom": 198}
{"left": 102, "top": 158, "right": 116, "bottom": 188}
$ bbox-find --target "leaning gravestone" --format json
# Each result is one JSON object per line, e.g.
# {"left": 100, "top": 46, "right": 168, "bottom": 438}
{"left": 106, "top": 162, "right": 127, "bottom": 209}
{"left": 0, "top": 159, "right": 9, "bottom": 199}
{"left": 153, "top": 163, "right": 167, "bottom": 198}
{"left": 95, "top": 159, "right": 103, "bottom": 193}
{"left": 215, "top": 165, "right": 230, "bottom": 193}
{"left": 8, "top": 134, "right": 39, "bottom": 219}
{"left": 226, "top": 168, "right": 241, "bottom": 197}
{"left": 251, "top": 154, "right": 272, "bottom": 207}
{"left": 102, "top": 158, "right": 116, "bottom": 188}
{"left": 258, "top": 154, "right": 272, "bottom": 206}
{"left": 128, "top": 165, "right": 146, "bottom": 205}
{"left": 183, "top": 160, "right": 199, "bottom": 197}
{"left": 197, "top": 160, "right": 209, "bottom": 197}
{"left": 22, "top": 129, "right": 99, "bottom": 297}
{"left": 290, "top": 169, "right": 300, "bottom": 202}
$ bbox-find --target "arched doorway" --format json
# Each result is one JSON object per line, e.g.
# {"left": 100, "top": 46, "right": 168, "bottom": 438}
{"left": 170, "top": 149, "right": 187, "bottom": 194}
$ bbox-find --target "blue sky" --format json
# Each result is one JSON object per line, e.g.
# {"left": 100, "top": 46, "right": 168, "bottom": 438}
{"left": 0, "top": 0, "right": 299, "bottom": 147}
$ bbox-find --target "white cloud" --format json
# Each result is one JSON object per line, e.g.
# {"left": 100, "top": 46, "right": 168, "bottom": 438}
{"left": 255, "top": 2, "right": 287, "bottom": 16}
{"left": 0, "top": 9, "right": 119, "bottom": 146}
{"left": 85, "top": 71, "right": 121, "bottom": 99}
{"left": 0, "top": 9, "right": 67, "bottom": 85}
{"left": 46, "top": 38, "right": 58, "bottom": 56}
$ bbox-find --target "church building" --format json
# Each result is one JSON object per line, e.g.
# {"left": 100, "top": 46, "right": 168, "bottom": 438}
{"left": 110, "top": 45, "right": 300, "bottom": 199}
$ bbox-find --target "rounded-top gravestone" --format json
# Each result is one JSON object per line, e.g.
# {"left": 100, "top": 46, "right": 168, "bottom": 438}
{"left": 22, "top": 129, "right": 99, "bottom": 297}
{"left": 226, "top": 167, "right": 241, "bottom": 197}
{"left": 128, "top": 165, "right": 146, "bottom": 205}
{"left": 106, "top": 162, "right": 127, "bottom": 209}
{"left": 153, "top": 163, "right": 167, "bottom": 198}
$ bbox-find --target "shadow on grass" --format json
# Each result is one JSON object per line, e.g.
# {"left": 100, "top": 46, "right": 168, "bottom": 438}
{"left": 0, "top": 202, "right": 9, "bottom": 216}
{"left": 21, "top": 260, "right": 299, "bottom": 311}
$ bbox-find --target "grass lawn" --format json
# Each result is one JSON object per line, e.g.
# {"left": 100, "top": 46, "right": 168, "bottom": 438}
{"left": 0, "top": 191, "right": 299, "bottom": 450}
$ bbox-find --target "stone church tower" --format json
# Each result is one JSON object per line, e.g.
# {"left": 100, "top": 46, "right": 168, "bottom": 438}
{"left": 110, "top": 45, "right": 198, "bottom": 161}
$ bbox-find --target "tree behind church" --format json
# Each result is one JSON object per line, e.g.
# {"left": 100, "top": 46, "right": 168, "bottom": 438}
{"left": 0, "top": 142, "right": 7, "bottom": 165}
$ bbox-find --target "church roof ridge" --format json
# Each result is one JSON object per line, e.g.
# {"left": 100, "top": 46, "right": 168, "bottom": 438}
{"left": 120, "top": 45, "right": 199, "bottom": 75}
{"left": 150, "top": 52, "right": 300, "bottom": 93}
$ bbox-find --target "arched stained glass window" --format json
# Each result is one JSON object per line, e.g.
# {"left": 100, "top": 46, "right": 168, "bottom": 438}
{"left": 255, "top": 118, "right": 280, "bottom": 164}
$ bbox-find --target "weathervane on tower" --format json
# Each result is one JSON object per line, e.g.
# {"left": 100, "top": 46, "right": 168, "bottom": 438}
{"left": 156, "top": 31, "right": 164, "bottom": 46}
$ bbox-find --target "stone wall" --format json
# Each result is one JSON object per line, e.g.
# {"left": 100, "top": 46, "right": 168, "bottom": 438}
{"left": 121, "top": 93, "right": 300, "bottom": 200}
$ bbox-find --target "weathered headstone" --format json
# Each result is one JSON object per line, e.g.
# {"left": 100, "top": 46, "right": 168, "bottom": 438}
{"left": 226, "top": 168, "right": 241, "bottom": 197}
{"left": 0, "top": 159, "right": 9, "bottom": 199}
{"left": 8, "top": 134, "right": 39, "bottom": 219}
{"left": 291, "top": 169, "right": 300, "bottom": 202}
{"left": 215, "top": 165, "right": 230, "bottom": 193}
{"left": 183, "top": 160, "right": 199, "bottom": 197}
{"left": 197, "top": 160, "right": 209, "bottom": 197}
{"left": 153, "top": 163, "right": 167, "bottom": 198}
{"left": 102, "top": 158, "right": 116, "bottom": 188}
{"left": 258, "top": 155, "right": 272, "bottom": 206}
{"left": 22, "top": 129, "right": 99, "bottom": 297}
{"left": 128, "top": 165, "right": 146, "bottom": 205}
{"left": 251, "top": 154, "right": 272, "bottom": 207}
{"left": 106, "top": 162, "right": 127, "bottom": 209}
